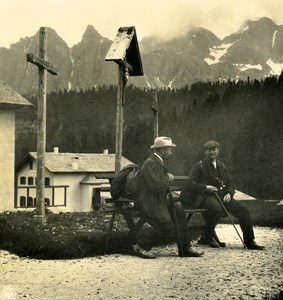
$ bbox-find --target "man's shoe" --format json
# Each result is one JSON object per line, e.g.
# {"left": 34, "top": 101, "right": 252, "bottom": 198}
{"left": 180, "top": 248, "right": 204, "bottom": 257}
{"left": 132, "top": 244, "right": 156, "bottom": 259}
{"left": 198, "top": 236, "right": 220, "bottom": 248}
{"left": 246, "top": 241, "right": 265, "bottom": 250}
{"left": 212, "top": 231, "right": 226, "bottom": 247}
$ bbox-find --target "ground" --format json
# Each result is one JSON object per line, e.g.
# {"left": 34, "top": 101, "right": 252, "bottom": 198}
{"left": 0, "top": 225, "right": 282, "bottom": 300}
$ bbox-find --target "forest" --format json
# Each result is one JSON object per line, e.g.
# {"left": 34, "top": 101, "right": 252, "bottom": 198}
{"left": 15, "top": 74, "right": 283, "bottom": 199}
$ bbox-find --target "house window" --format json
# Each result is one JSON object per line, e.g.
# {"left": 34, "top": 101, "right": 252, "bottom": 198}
{"left": 20, "top": 177, "right": 26, "bottom": 185}
{"left": 45, "top": 198, "right": 50, "bottom": 206}
{"left": 27, "top": 197, "right": 33, "bottom": 207}
{"left": 29, "top": 161, "right": 33, "bottom": 170}
{"left": 28, "top": 177, "right": 34, "bottom": 185}
{"left": 45, "top": 177, "right": 50, "bottom": 186}
{"left": 20, "top": 196, "right": 26, "bottom": 207}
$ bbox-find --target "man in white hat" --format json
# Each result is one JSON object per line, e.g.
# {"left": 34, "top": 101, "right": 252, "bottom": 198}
{"left": 132, "top": 136, "right": 204, "bottom": 258}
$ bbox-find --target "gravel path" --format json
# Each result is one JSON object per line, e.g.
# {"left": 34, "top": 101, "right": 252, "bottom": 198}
{"left": 0, "top": 225, "right": 282, "bottom": 300}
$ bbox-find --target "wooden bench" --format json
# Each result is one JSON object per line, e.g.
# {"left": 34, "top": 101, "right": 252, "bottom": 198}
{"left": 101, "top": 176, "right": 207, "bottom": 253}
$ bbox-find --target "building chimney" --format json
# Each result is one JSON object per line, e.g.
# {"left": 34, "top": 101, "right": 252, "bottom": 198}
{"left": 71, "top": 157, "right": 79, "bottom": 170}
{"left": 103, "top": 149, "right": 109, "bottom": 155}
{"left": 53, "top": 147, "right": 59, "bottom": 154}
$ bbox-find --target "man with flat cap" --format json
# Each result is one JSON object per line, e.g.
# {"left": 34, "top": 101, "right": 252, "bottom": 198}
{"left": 181, "top": 140, "right": 264, "bottom": 250}
{"left": 132, "top": 136, "right": 204, "bottom": 258}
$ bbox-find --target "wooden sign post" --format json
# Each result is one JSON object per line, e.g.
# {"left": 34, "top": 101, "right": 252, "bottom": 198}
{"left": 151, "top": 89, "right": 159, "bottom": 139}
{"left": 27, "top": 27, "right": 58, "bottom": 223}
{"left": 105, "top": 27, "right": 143, "bottom": 173}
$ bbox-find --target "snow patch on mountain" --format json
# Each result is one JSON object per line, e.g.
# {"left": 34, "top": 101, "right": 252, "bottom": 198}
{"left": 266, "top": 58, "right": 283, "bottom": 75}
{"left": 168, "top": 76, "right": 176, "bottom": 89}
{"left": 145, "top": 78, "right": 152, "bottom": 88}
{"left": 234, "top": 64, "right": 262, "bottom": 71}
{"left": 68, "top": 50, "right": 75, "bottom": 91}
{"left": 204, "top": 42, "right": 235, "bottom": 65}
{"left": 272, "top": 30, "right": 278, "bottom": 48}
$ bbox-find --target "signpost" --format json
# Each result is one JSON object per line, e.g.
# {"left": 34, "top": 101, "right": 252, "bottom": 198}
{"left": 105, "top": 27, "right": 143, "bottom": 173}
{"left": 27, "top": 27, "right": 58, "bottom": 223}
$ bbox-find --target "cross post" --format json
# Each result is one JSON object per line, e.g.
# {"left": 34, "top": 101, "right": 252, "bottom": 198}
{"left": 26, "top": 27, "right": 58, "bottom": 223}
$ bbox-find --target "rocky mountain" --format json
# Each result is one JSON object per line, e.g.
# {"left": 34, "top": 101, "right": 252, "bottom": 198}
{"left": 0, "top": 17, "right": 283, "bottom": 94}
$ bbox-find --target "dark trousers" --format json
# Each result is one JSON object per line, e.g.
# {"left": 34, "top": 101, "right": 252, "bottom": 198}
{"left": 137, "top": 204, "right": 191, "bottom": 252}
{"left": 200, "top": 196, "right": 255, "bottom": 243}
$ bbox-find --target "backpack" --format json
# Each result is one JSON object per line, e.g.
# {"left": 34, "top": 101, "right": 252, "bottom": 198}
{"left": 110, "top": 164, "right": 140, "bottom": 200}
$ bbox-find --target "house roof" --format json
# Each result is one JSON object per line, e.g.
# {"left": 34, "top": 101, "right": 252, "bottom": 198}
{"left": 19, "top": 152, "right": 133, "bottom": 173}
{"left": 0, "top": 80, "right": 33, "bottom": 108}
{"left": 80, "top": 174, "right": 110, "bottom": 186}
{"left": 233, "top": 190, "right": 256, "bottom": 201}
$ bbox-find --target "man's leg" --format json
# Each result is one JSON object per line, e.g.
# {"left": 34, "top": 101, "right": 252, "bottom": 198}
{"left": 199, "top": 196, "right": 223, "bottom": 247}
{"left": 170, "top": 205, "right": 204, "bottom": 257}
{"left": 225, "top": 200, "right": 255, "bottom": 243}
{"left": 225, "top": 200, "right": 264, "bottom": 249}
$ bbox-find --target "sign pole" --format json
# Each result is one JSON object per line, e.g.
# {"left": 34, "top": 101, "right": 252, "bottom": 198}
{"left": 115, "top": 64, "right": 127, "bottom": 174}
{"left": 152, "top": 89, "right": 159, "bottom": 139}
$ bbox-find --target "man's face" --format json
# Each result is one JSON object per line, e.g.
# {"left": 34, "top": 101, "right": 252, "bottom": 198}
{"left": 162, "top": 147, "right": 173, "bottom": 160}
{"left": 204, "top": 147, "right": 219, "bottom": 160}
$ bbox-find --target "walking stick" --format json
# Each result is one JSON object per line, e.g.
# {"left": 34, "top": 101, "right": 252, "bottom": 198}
{"left": 168, "top": 192, "right": 184, "bottom": 256}
{"left": 214, "top": 192, "right": 247, "bottom": 250}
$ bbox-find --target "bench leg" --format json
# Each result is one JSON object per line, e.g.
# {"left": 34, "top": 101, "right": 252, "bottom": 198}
{"left": 104, "top": 212, "right": 116, "bottom": 255}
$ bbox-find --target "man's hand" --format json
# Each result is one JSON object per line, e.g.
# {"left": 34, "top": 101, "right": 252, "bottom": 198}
{"left": 206, "top": 185, "right": 218, "bottom": 193}
{"left": 223, "top": 193, "right": 231, "bottom": 203}
{"left": 166, "top": 173, "right": 175, "bottom": 182}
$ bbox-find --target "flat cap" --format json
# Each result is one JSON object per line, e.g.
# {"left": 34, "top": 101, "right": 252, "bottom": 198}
{"left": 203, "top": 140, "right": 219, "bottom": 149}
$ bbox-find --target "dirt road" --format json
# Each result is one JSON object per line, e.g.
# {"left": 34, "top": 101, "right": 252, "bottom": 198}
{"left": 0, "top": 225, "right": 282, "bottom": 300}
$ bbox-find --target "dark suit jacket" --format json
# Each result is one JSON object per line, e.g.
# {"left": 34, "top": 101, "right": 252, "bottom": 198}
{"left": 135, "top": 154, "right": 172, "bottom": 226}
{"left": 181, "top": 157, "right": 235, "bottom": 208}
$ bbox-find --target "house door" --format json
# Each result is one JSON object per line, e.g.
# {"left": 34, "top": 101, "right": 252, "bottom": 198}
{"left": 92, "top": 188, "right": 101, "bottom": 208}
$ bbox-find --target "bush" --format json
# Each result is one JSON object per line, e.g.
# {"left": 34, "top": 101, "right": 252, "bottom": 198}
{"left": 0, "top": 211, "right": 133, "bottom": 259}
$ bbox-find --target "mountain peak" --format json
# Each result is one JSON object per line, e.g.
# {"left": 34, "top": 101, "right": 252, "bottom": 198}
{"left": 242, "top": 17, "right": 277, "bottom": 31}
{"left": 83, "top": 25, "right": 101, "bottom": 39}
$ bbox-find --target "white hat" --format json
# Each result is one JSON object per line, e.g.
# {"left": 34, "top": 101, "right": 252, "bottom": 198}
{"left": 150, "top": 136, "right": 176, "bottom": 149}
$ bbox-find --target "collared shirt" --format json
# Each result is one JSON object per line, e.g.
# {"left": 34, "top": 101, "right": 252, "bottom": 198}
{"left": 154, "top": 152, "right": 163, "bottom": 162}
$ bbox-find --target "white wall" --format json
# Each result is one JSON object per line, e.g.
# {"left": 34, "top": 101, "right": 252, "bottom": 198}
{"left": 53, "top": 173, "right": 88, "bottom": 212}
{"left": 16, "top": 163, "right": 54, "bottom": 210}
{"left": 0, "top": 110, "right": 16, "bottom": 211}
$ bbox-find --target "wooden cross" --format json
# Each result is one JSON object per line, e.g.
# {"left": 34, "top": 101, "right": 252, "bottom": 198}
{"left": 26, "top": 27, "right": 58, "bottom": 223}
{"left": 151, "top": 89, "right": 159, "bottom": 139}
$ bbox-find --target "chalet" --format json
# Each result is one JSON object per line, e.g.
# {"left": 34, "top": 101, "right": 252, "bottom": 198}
{"left": 15, "top": 148, "right": 133, "bottom": 212}
{"left": 0, "top": 80, "right": 33, "bottom": 211}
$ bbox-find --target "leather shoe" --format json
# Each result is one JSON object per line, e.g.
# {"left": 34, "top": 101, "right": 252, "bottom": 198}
{"left": 198, "top": 236, "right": 220, "bottom": 248}
{"left": 212, "top": 231, "right": 226, "bottom": 247}
{"left": 179, "top": 248, "right": 204, "bottom": 257}
{"left": 132, "top": 244, "right": 156, "bottom": 259}
{"left": 246, "top": 241, "right": 265, "bottom": 250}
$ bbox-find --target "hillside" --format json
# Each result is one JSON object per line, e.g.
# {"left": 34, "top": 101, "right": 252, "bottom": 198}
{"left": 15, "top": 75, "right": 283, "bottom": 199}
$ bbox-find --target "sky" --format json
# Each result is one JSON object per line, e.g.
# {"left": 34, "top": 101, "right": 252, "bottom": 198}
{"left": 0, "top": 0, "right": 283, "bottom": 48}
